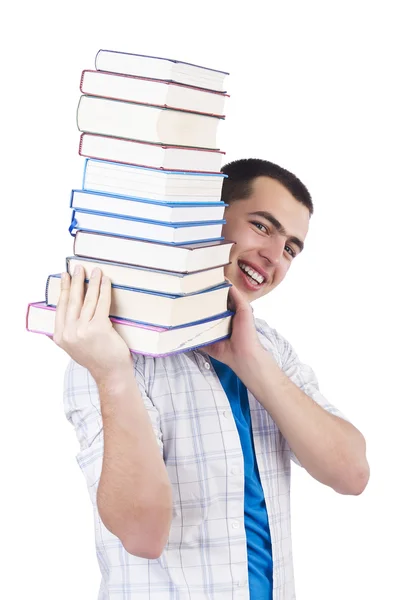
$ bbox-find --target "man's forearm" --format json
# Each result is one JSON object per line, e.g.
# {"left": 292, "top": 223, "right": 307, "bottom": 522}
{"left": 234, "top": 348, "right": 369, "bottom": 495}
{"left": 96, "top": 366, "right": 172, "bottom": 558}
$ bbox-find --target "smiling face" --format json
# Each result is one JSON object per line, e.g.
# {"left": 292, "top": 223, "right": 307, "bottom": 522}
{"left": 222, "top": 176, "right": 311, "bottom": 302}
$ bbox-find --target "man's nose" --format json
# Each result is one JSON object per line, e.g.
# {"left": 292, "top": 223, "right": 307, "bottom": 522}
{"left": 259, "top": 236, "right": 285, "bottom": 265}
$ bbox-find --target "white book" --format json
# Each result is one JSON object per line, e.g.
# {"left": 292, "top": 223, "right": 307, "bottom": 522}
{"left": 79, "top": 134, "right": 225, "bottom": 173}
{"left": 77, "top": 95, "right": 223, "bottom": 149}
{"left": 66, "top": 256, "right": 227, "bottom": 296}
{"left": 80, "top": 70, "right": 227, "bottom": 116}
{"left": 82, "top": 159, "right": 225, "bottom": 202}
{"left": 95, "top": 50, "right": 228, "bottom": 93}
{"left": 27, "top": 302, "right": 232, "bottom": 357}
{"left": 73, "top": 230, "right": 234, "bottom": 273}
{"left": 70, "top": 210, "right": 225, "bottom": 244}
{"left": 46, "top": 274, "right": 230, "bottom": 328}
{"left": 70, "top": 190, "right": 226, "bottom": 223}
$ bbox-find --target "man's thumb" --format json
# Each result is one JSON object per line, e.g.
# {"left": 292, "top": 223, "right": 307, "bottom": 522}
{"left": 227, "top": 283, "right": 252, "bottom": 314}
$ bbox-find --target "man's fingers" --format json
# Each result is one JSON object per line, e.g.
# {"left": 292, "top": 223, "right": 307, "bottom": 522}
{"left": 94, "top": 275, "right": 112, "bottom": 320}
{"left": 79, "top": 268, "right": 102, "bottom": 323}
{"left": 65, "top": 265, "right": 85, "bottom": 325}
{"left": 54, "top": 272, "right": 70, "bottom": 342}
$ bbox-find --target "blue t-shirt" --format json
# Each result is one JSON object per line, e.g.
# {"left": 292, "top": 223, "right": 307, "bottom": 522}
{"left": 211, "top": 357, "right": 273, "bottom": 600}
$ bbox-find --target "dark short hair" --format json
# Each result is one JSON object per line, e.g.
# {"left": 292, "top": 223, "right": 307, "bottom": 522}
{"left": 221, "top": 158, "right": 313, "bottom": 215}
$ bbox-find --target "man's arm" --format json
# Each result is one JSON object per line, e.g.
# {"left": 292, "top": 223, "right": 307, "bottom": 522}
{"left": 204, "top": 284, "right": 370, "bottom": 496}
{"left": 56, "top": 267, "right": 172, "bottom": 558}
{"left": 235, "top": 346, "right": 369, "bottom": 495}
{"left": 97, "top": 367, "right": 172, "bottom": 559}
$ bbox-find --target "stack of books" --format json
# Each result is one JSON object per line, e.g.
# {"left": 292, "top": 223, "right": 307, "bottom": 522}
{"left": 26, "top": 50, "right": 235, "bottom": 357}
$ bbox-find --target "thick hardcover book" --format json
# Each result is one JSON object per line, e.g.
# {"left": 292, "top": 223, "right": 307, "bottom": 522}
{"left": 95, "top": 49, "right": 228, "bottom": 93}
{"left": 73, "top": 230, "right": 234, "bottom": 273}
{"left": 46, "top": 274, "right": 231, "bottom": 328}
{"left": 80, "top": 70, "right": 228, "bottom": 117}
{"left": 27, "top": 302, "right": 233, "bottom": 357}
{"left": 77, "top": 95, "right": 223, "bottom": 150}
{"left": 81, "top": 159, "right": 225, "bottom": 202}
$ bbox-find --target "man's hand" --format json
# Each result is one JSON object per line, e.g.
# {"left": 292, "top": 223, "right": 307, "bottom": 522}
{"left": 203, "top": 283, "right": 263, "bottom": 371}
{"left": 53, "top": 266, "right": 133, "bottom": 384}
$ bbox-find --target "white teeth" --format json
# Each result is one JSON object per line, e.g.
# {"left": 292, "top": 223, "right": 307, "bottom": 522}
{"left": 239, "top": 262, "right": 265, "bottom": 284}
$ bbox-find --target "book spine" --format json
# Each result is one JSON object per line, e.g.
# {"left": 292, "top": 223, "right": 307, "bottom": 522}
{"left": 79, "top": 71, "right": 85, "bottom": 93}
{"left": 69, "top": 211, "right": 78, "bottom": 236}
{"left": 44, "top": 275, "right": 52, "bottom": 305}
{"left": 78, "top": 133, "right": 84, "bottom": 156}
{"left": 82, "top": 158, "right": 89, "bottom": 188}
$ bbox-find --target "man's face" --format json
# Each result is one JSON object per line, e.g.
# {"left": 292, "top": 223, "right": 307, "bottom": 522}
{"left": 222, "top": 176, "right": 310, "bottom": 302}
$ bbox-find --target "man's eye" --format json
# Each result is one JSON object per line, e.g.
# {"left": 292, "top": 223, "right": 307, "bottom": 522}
{"left": 285, "top": 245, "right": 296, "bottom": 258}
{"left": 252, "top": 221, "right": 268, "bottom": 233}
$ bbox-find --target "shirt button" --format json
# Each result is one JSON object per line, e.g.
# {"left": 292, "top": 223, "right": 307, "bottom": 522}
{"left": 231, "top": 520, "right": 240, "bottom": 529}
{"left": 231, "top": 466, "right": 241, "bottom": 475}
{"left": 223, "top": 409, "right": 232, "bottom": 419}
{"left": 204, "top": 362, "right": 211, "bottom": 370}
{"left": 237, "top": 580, "right": 248, "bottom": 587}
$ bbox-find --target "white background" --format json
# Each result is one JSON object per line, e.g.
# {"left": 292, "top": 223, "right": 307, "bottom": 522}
{"left": 3, "top": 0, "right": 395, "bottom": 598}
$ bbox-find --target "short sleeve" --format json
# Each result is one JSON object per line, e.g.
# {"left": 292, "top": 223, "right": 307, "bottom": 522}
{"left": 273, "top": 330, "right": 351, "bottom": 467}
{"left": 63, "top": 357, "right": 163, "bottom": 504}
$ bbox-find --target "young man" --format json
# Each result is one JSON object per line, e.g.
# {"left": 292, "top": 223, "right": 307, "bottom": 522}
{"left": 55, "top": 159, "right": 369, "bottom": 600}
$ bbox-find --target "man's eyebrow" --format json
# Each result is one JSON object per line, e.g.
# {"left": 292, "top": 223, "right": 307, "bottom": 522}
{"left": 248, "top": 210, "right": 305, "bottom": 253}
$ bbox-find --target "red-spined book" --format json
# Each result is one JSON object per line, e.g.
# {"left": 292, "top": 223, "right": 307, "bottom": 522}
{"left": 79, "top": 134, "right": 226, "bottom": 173}
{"left": 80, "top": 70, "right": 228, "bottom": 118}
{"left": 77, "top": 95, "right": 223, "bottom": 149}
{"left": 26, "top": 302, "right": 232, "bottom": 357}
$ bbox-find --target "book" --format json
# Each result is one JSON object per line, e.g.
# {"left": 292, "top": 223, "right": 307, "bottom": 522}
{"left": 46, "top": 274, "right": 231, "bottom": 328}
{"left": 74, "top": 231, "right": 234, "bottom": 273}
{"left": 70, "top": 209, "right": 225, "bottom": 244}
{"left": 27, "top": 302, "right": 233, "bottom": 357}
{"left": 95, "top": 49, "right": 228, "bottom": 93}
{"left": 82, "top": 159, "right": 225, "bottom": 202}
{"left": 71, "top": 190, "right": 226, "bottom": 223}
{"left": 66, "top": 256, "right": 227, "bottom": 295}
{"left": 77, "top": 95, "right": 223, "bottom": 149}
{"left": 79, "top": 134, "right": 225, "bottom": 173}
{"left": 80, "top": 70, "right": 227, "bottom": 117}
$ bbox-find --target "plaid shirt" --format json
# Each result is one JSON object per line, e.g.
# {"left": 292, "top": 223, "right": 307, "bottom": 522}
{"left": 64, "top": 317, "right": 348, "bottom": 600}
